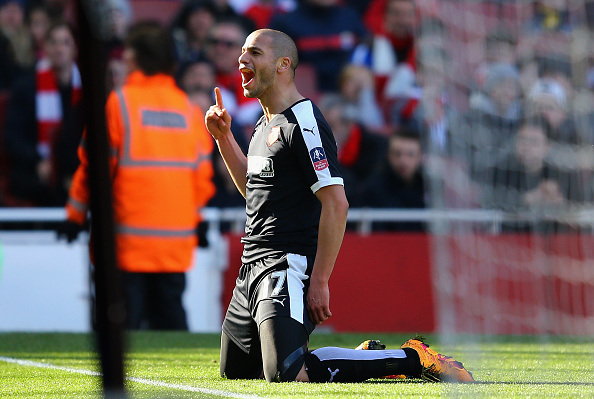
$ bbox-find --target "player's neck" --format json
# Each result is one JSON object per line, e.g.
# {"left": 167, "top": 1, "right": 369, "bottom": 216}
{"left": 259, "top": 82, "right": 304, "bottom": 123}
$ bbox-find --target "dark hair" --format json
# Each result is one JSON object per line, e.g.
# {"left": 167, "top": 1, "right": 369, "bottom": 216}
{"left": 519, "top": 115, "right": 553, "bottom": 141}
{"left": 125, "top": 20, "right": 176, "bottom": 76}
{"left": 171, "top": 0, "right": 216, "bottom": 30}
{"left": 45, "top": 20, "right": 77, "bottom": 43}
{"left": 392, "top": 126, "right": 422, "bottom": 142}
{"left": 485, "top": 26, "right": 517, "bottom": 47}
{"left": 538, "top": 55, "right": 572, "bottom": 79}
{"left": 26, "top": 3, "right": 50, "bottom": 24}
{"left": 175, "top": 57, "right": 213, "bottom": 85}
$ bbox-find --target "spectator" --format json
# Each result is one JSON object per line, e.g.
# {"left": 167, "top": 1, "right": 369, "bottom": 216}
{"left": 538, "top": 54, "right": 573, "bottom": 100}
{"left": 378, "top": 17, "right": 449, "bottom": 122}
{"left": 391, "top": 46, "right": 456, "bottom": 154}
{"left": 242, "top": 0, "right": 293, "bottom": 30}
{"left": 176, "top": 57, "right": 248, "bottom": 214}
{"left": 368, "top": 0, "right": 415, "bottom": 63}
{"left": 177, "top": 58, "right": 235, "bottom": 112}
{"left": 361, "top": 127, "right": 426, "bottom": 231}
{"left": 318, "top": 94, "right": 386, "bottom": 205}
{"left": 352, "top": 0, "right": 416, "bottom": 100}
{"left": 60, "top": 21, "right": 216, "bottom": 330}
{"left": 527, "top": 0, "right": 572, "bottom": 33}
{"left": 474, "top": 26, "right": 518, "bottom": 91}
{"left": 3, "top": 21, "right": 83, "bottom": 206}
{"left": 482, "top": 116, "right": 583, "bottom": 230}
{"left": 337, "top": 64, "right": 385, "bottom": 134}
{"left": 518, "top": 53, "right": 540, "bottom": 100}
{"left": 518, "top": 0, "right": 572, "bottom": 60}
{"left": 204, "top": 18, "right": 261, "bottom": 130}
{"left": 269, "top": 0, "right": 368, "bottom": 92}
{"left": 105, "top": 0, "right": 133, "bottom": 46}
{"left": 463, "top": 62, "right": 523, "bottom": 179}
{"left": 0, "top": 28, "right": 16, "bottom": 90}
{"left": 44, "top": 0, "right": 76, "bottom": 22}
{"left": 210, "top": 0, "right": 251, "bottom": 23}
{"left": 103, "top": 0, "right": 133, "bottom": 93}
{"left": 0, "top": 0, "right": 35, "bottom": 82}
{"left": 27, "top": 4, "right": 51, "bottom": 60}
{"left": 343, "top": 0, "right": 372, "bottom": 15}
{"left": 170, "top": 0, "right": 217, "bottom": 65}
{"left": 527, "top": 78, "right": 578, "bottom": 144}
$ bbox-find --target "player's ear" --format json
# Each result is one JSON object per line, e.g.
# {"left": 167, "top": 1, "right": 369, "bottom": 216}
{"left": 277, "top": 57, "right": 291, "bottom": 73}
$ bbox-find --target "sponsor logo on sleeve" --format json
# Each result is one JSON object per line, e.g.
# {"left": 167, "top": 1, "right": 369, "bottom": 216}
{"left": 309, "top": 147, "right": 328, "bottom": 171}
{"left": 267, "top": 126, "right": 280, "bottom": 147}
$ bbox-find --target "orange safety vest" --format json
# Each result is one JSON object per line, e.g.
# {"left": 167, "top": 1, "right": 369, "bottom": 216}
{"left": 66, "top": 71, "right": 215, "bottom": 273}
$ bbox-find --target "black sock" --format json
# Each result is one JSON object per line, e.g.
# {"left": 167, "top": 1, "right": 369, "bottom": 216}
{"left": 304, "top": 346, "right": 422, "bottom": 383}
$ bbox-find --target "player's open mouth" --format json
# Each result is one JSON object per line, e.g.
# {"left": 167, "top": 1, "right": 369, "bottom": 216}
{"left": 240, "top": 68, "right": 255, "bottom": 87}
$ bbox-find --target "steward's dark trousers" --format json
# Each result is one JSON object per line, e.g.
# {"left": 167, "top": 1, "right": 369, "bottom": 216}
{"left": 122, "top": 271, "right": 188, "bottom": 330}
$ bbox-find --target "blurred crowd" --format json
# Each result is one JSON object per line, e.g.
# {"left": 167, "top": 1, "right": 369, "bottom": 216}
{"left": 1, "top": 0, "right": 594, "bottom": 230}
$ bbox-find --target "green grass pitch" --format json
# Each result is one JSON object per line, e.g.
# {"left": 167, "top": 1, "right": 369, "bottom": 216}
{"left": 1, "top": 332, "right": 593, "bottom": 398}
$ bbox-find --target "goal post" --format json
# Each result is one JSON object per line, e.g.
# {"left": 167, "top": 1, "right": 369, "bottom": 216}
{"left": 76, "top": 0, "right": 126, "bottom": 395}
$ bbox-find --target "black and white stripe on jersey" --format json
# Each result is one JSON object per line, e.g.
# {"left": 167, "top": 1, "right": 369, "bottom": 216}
{"left": 291, "top": 100, "right": 344, "bottom": 193}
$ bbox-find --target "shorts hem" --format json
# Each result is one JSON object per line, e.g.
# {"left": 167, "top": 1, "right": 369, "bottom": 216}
{"left": 222, "top": 325, "right": 250, "bottom": 354}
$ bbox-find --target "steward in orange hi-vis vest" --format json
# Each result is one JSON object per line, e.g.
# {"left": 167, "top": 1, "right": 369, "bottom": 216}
{"left": 65, "top": 70, "right": 215, "bottom": 273}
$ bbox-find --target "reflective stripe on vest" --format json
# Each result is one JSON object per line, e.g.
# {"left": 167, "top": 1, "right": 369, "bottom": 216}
{"left": 116, "top": 224, "right": 196, "bottom": 238}
{"left": 68, "top": 197, "right": 88, "bottom": 213}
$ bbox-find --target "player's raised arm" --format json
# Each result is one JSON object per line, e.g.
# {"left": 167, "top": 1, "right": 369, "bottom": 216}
{"left": 205, "top": 87, "right": 248, "bottom": 198}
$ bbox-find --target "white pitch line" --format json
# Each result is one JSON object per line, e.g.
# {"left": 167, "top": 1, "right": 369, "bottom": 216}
{"left": 0, "top": 356, "right": 268, "bottom": 399}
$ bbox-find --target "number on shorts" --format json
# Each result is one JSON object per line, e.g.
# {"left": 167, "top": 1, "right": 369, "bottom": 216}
{"left": 271, "top": 270, "right": 286, "bottom": 296}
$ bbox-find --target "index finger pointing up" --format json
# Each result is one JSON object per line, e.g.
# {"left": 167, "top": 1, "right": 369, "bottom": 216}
{"left": 214, "top": 87, "right": 224, "bottom": 109}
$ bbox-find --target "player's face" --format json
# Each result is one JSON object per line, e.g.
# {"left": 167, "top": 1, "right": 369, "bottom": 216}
{"left": 238, "top": 32, "right": 277, "bottom": 99}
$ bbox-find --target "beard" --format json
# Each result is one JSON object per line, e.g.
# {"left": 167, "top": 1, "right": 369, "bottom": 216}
{"left": 244, "top": 65, "right": 276, "bottom": 99}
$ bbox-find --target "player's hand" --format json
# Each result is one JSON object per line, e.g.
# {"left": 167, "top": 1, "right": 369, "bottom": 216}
{"left": 205, "top": 87, "right": 232, "bottom": 141}
{"left": 306, "top": 279, "right": 332, "bottom": 325}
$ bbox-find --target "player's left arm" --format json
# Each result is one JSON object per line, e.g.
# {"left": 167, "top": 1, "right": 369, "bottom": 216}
{"left": 307, "top": 184, "right": 349, "bottom": 325}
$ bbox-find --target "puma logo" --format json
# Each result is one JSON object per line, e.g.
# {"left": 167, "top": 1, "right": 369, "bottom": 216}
{"left": 303, "top": 126, "right": 316, "bottom": 135}
{"left": 272, "top": 298, "right": 286, "bottom": 307}
{"left": 328, "top": 368, "right": 340, "bottom": 382}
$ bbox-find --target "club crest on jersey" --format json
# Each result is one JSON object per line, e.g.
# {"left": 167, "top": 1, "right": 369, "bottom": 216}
{"left": 310, "top": 147, "right": 328, "bottom": 171}
{"left": 267, "top": 127, "right": 280, "bottom": 147}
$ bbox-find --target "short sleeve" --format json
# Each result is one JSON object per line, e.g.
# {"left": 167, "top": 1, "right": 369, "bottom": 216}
{"left": 288, "top": 100, "right": 343, "bottom": 193}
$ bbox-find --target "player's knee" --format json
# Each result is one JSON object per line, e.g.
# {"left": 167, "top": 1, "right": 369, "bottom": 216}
{"left": 262, "top": 351, "right": 305, "bottom": 382}
{"left": 221, "top": 368, "right": 242, "bottom": 380}
{"left": 219, "top": 333, "right": 263, "bottom": 380}
{"left": 262, "top": 361, "right": 280, "bottom": 382}
{"left": 221, "top": 363, "right": 263, "bottom": 380}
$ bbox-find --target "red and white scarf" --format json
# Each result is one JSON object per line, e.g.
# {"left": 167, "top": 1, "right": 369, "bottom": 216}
{"left": 35, "top": 58, "right": 82, "bottom": 159}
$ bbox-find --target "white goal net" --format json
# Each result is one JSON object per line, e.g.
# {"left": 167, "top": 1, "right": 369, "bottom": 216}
{"left": 412, "top": 0, "right": 594, "bottom": 389}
